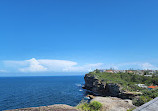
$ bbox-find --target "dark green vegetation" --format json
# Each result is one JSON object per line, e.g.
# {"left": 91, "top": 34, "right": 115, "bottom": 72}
{"left": 88, "top": 69, "right": 158, "bottom": 106}
{"left": 133, "top": 89, "right": 158, "bottom": 106}
{"left": 89, "top": 69, "right": 158, "bottom": 91}
{"left": 127, "top": 108, "right": 136, "bottom": 111}
{"left": 77, "top": 101, "right": 102, "bottom": 111}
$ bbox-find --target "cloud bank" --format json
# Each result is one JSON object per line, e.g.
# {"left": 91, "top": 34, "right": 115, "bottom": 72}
{"left": 4, "top": 58, "right": 103, "bottom": 73}
{"left": 2, "top": 58, "right": 158, "bottom": 73}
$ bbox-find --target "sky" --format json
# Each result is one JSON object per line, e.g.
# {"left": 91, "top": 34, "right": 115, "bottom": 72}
{"left": 0, "top": 0, "right": 158, "bottom": 76}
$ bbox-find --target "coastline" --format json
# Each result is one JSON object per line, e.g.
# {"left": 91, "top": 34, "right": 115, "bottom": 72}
{"left": 5, "top": 74, "right": 136, "bottom": 111}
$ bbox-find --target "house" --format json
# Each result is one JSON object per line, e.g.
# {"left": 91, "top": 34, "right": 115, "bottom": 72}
{"left": 144, "top": 75, "right": 152, "bottom": 77}
{"left": 98, "top": 70, "right": 105, "bottom": 72}
{"left": 148, "top": 86, "right": 158, "bottom": 90}
{"left": 126, "top": 70, "right": 134, "bottom": 73}
{"left": 137, "top": 84, "right": 147, "bottom": 88}
{"left": 105, "top": 70, "right": 114, "bottom": 73}
{"left": 134, "top": 70, "right": 144, "bottom": 75}
{"left": 120, "top": 70, "right": 126, "bottom": 73}
{"left": 148, "top": 70, "right": 156, "bottom": 74}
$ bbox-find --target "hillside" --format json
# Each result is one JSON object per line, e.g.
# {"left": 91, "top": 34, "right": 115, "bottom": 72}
{"left": 84, "top": 70, "right": 158, "bottom": 106}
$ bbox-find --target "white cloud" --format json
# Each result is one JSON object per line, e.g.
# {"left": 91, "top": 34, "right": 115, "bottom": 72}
{"left": 19, "top": 58, "right": 48, "bottom": 72}
{"left": 0, "top": 70, "right": 7, "bottom": 72}
{"left": 3, "top": 58, "right": 158, "bottom": 73}
{"left": 4, "top": 58, "right": 104, "bottom": 72}
{"left": 38, "top": 59, "right": 77, "bottom": 72}
{"left": 141, "top": 63, "right": 158, "bottom": 70}
{"left": 63, "top": 63, "right": 104, "bottom": 72}
{"left": 110, "top": 62, "right": 158, "bottom": 70}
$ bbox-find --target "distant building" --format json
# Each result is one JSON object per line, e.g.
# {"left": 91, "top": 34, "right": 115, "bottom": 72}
{"left": 148, "top": 86, "right": 158, "bottom": 90}
{"left": 137, "top": 84, "right": 147, "bottom": 88}
{"left": 97, "top": 69, "right": 157, "bottom": 75}
{"left": 144, "top": 75, "right": 152, "bottom": 77}
{"left": 98, "top": 70, "right": 105, "bottom": 72}
{"left": 134, "top": 70, "right": 144, "bottom": 75}
{"left": 119, "top": 70, "right": 126, "bottom": 73}
{"left": 148, "top": 70, "right": 156, "bottom": 74}
{"left": 126, "top": 70, "right": 134, "bottom": 73}
{"left": 105, "top": 70, "right": 114, "bottom": 73}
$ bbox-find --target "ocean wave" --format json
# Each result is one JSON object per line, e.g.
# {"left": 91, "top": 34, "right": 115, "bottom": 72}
{"left": 79, "top": 89, "right": 83, "bottom": 91}
{"left": 75, "top": 83, "right": 82, "bottom": 87}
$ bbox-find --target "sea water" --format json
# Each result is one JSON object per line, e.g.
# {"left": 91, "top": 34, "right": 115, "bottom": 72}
{"left": 0, "top": 76, "right": 86, "bottom": 110}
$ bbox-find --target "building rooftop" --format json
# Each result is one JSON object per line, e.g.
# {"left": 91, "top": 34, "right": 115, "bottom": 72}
{"left": 148, "top": 86, "right": 158, "bottom": 89}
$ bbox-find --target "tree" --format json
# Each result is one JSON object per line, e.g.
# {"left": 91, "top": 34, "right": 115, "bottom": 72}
{"left": 95, "top": 69, "right": 100, "bottom": 73}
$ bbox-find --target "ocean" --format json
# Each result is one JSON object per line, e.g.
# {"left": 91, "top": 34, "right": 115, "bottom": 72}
{"left": 0, "top": 76, "right": 86, "bottom": 111}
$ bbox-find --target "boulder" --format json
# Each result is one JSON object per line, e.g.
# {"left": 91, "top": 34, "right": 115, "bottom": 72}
{"left": 91, "top": 97, "right": 136, "bottom": 111}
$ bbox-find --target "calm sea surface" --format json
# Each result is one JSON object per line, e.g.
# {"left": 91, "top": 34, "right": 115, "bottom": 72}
{"left": 0, "top": 76, "right": 86, "bottom": 111}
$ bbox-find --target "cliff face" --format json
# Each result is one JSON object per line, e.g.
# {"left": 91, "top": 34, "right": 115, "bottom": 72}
{"left": 84, "top": 74, "right": 123, "bottom": 97}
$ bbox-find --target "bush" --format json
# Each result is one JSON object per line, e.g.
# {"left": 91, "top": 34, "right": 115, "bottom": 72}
{"left": 133, "top": 96, "right": 152, "bottom": 106}
{"left": 80, "top": 103, "right": 91, "bottom": 111}
{"left": 77, "top": 101, "right": 102, "bottom": 111}
{"left": 89, "top": 101, "right": 102, "bottom": 111}
{"left": 127, "top": 108, "right": 136, "bottom": 111}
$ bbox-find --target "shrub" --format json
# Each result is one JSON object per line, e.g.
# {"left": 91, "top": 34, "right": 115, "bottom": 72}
{"left": 127, "top": 108, "right": 136, "bottom": 111}
{"left": 80, "top": 103, "right": 91, "bottom": 111}
{"left": 89, "top": 101, "right": 102, "bottom": 111}
{"left": 133, "top": 96, "right": 152, "bottom": 106}
{"left": 77, "top": 101, "right": 102, "bottom": 111}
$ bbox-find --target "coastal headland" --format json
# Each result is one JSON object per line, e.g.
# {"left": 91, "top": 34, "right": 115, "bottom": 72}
{"left": 5, "top": 70, "right": 145, "bottom": 111}
{"left": 6, "top": 69, "right": 158, "bottom": 111}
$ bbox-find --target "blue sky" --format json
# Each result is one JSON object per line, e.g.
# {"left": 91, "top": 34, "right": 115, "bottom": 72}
{"left": 0, "top": 0, "right": 158, "bottom": 76}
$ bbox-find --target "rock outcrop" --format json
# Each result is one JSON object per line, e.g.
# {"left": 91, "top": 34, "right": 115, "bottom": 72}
{"left": 5, "top": 104, "right": 80, "bottom": 111}
{"left": 83, "top": 74, "right": 123, "bottom": 97}
{"left": 83, "top": 74, "right": 141, "bottom": 99}
{"left": 91, "top": 97, "right": 136, "bottom": 111}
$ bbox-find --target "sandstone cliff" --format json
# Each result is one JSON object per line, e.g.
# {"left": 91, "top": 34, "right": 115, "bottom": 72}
{"left": 83, "top": 74, "right": 123, "bottom": 97}
{"left": 83, "top": 73, "right": 141, "bottom": 99}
